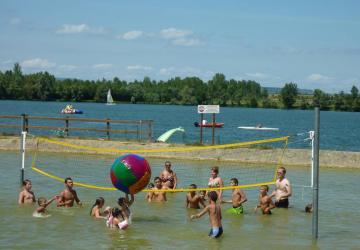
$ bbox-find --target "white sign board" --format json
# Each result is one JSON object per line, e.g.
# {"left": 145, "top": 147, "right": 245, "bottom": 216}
{"left": 197, "top": 105, "right": 220, "bottom": 114}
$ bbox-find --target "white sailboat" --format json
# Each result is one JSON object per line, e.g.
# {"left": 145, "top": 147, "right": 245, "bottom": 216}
{"left": 106, "top": 89, "right": 115, "bottom": 105}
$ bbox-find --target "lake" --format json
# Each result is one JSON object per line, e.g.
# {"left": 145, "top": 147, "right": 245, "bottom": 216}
{"left": 0, "top": 100, "right": 360, "bottom": 151}
{"left": 1, "top": 150, "right": 359, "bottom": 249}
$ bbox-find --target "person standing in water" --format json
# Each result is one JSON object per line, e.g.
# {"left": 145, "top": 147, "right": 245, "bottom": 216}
{"left": 271, "top": 167, "right": 292, "bottom": 208}
{"left": 57, "top": 177, "right": 82, "bottom": 207}
{"left": 208, "top": 166, "right": 224, "bottom": 202}
{"left": 18, "top": 179, "right": 36, "bottom": 204}
{"left": 191, "top": 191, "right": 223, "bottom": 238}
{"left": 160, "top": 161, "right": 177, "bottom": 189}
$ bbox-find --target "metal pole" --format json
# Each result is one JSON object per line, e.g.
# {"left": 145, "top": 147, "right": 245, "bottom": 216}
{"left": 309, "top": 130, "right": 315, "bottom": 188}
{"left": 20, "top": 129, "right": 27, "bottom": 185}
{"left": 212, "top": 113, "right": 215, "bottom": 145}
{"left": 312, "top": 107, "right": 320, "bottom": 239}
{"left": 200, "top": 113, "right": 203, "bottom": 145}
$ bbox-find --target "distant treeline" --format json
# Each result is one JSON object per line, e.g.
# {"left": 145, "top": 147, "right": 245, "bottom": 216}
{"left": 1, "top": 63, "right": 359, "bottom": 111}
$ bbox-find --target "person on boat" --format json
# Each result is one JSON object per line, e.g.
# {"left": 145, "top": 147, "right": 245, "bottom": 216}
{"left": 208, "top": 166, "right": 224, "bottom": 202}
{"left": 271, "top": 167, "right": 292, "bottom": 208}
{"left": 256, "top": 123, "right": 263, "bottom": 128}
{"left": 160, "top": 161, "right": 177, "bottom": 189}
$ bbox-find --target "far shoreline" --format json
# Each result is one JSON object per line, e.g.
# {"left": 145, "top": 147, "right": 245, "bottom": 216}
{"left": 1, "top": 136, "right": 359, "bottom": 169}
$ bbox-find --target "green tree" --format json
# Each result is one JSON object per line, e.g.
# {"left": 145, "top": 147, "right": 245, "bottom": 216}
{"left": 280, "top": 83, "right": 298, "bottom": 108}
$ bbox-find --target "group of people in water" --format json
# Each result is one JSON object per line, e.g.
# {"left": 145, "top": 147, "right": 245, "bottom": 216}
{"left": 19, "top": 160, "right": 301, "bottom": 239}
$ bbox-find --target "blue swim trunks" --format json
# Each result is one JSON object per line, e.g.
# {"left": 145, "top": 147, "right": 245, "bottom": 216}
{"left": 208, "top": 226, "right": 223, "bottom": 238}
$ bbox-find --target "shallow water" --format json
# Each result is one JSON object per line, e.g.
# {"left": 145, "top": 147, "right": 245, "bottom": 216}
{"left": 1, "top": 151, "right": 360, "bottom": 249}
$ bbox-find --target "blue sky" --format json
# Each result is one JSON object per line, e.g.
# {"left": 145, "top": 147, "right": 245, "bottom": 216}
{"left": 1, "top": 0, "right": 359, "bottom": 93}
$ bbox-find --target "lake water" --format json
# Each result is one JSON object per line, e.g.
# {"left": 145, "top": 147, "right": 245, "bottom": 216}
{"left": 0, "top": 100, "right": 360, "bottom": 151}
{"left": 1, "top": 150, "right": 359, "bottom": 249}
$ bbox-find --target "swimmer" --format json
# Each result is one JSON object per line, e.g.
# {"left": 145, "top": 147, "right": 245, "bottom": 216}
{"left": 147, "top": 177, "right": 167, "bottom": 202}
{"left": 117, "top": 193, "right": 134, "bottom": 225}
{"left": 18, "top": 179, "right": 35, "bottom": 204}
{"left": 221, "top": 178, "right": 247, "bottom": 214}
{"left": 191, "top": 191, "right": 223, "bottom": 238}
{"left": 186, "top": 184, "right": 206, "bottom": 209}
{"left": 106, "top": 207, "right": 129, "bottom": 230}
{"left": 305, "top": 203, "right": 313, "bottom": 213}
{"left": 90, "top": 197, "right": 107, "bottom": 219}
{"left": 208, "top": 166, "right": 224, "bottom": 202}
{"left": 199, "top": 190, "right": 207, "bottom": 203}
{"left": 35, "top": 195, "right": 58, "bottom": 214}
{"left": 271, "top": 167, "right": 292, "bottom": 208}
{"left": 255, "top": 185, "right": 275, "bottom": 215}
{"left": 145, "top": 183, "right": 154, "bottom": 201}
{"left": 57, "top": 177, "right": 82, "bottom": 207}
{"left": 160, "top": 161, "right": 177, "bottom": 189}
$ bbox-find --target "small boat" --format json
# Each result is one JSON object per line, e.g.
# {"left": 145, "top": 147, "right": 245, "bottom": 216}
{"left": 156, "top": 127, "right": 185, "bottom": 142}
{"left": 106, "top": 89, "right": 115, "bottom": 105}
{"left": 61, "top": 104, "right": 83, "bottom": 114}
{"left": 238, "top": 126, "right": 279, "bottom": 131}
{"left": 194, "top": 122, "right": 224, "bottom": 128}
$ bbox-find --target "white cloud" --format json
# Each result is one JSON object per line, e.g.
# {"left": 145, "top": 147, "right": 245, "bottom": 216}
{"left": 92, "top": 64, "right": 113, "bottom": 69}
{"left": 21, "top": 58, "right": 56, "bottom": 69}
{"left": 126, "top": 65, "right": 153, "bottom": 71}
{"left": 118, "top": 30, "right": 143, "bottom": 40}
{"left": 307, "top": 73, "right": 333, "bottom": 82}
{"left": 245, "top": 72, "right": 268, "bottom": 79}
{"left": 56, "top": 24, "right": 107, "bottom": 34}
{"left": 159, "top": 67, "right": 175, "bottom": 75}
{"left": 58, "top": 65, "right": 77, "bottom": 71}
{"left": 9, "top": 18, "right": 21, "bottom": 25}
{"left": 172, "top": 38, "right": 203, "bottom": 47}
{"left": 160, "top": 28, "right": 192, "bottom": 39}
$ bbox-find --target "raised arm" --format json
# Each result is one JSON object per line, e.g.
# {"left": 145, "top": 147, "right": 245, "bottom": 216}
{"left": 126, "top": 193, "right": 135, "bottom": 207}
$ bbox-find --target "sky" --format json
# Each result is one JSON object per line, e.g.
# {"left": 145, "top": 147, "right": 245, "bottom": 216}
{"left": 0, "top": 0, "right": 359, "bottom": 93}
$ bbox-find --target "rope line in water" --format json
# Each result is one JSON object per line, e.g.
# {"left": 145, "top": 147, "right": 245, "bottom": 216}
{"left": 38, "top": 136, "right": 289, "bottom": 153}
{"left": 31, "top": 165, "right": 275, "bottom": 192}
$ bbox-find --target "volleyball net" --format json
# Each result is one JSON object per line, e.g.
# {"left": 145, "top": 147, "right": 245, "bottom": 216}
{"left": 28, "top": 135, "right": 289, "bottom": 193}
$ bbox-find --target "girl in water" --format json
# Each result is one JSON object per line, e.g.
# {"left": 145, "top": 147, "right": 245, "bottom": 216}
{"left": 208, "top": 167, "right": 224, "bottom": 202}
{"left": 18, "top": 179, "right": 36, "bottom": 204}
{"left": 90, "top": 197, "right": 108, "bottom": 219}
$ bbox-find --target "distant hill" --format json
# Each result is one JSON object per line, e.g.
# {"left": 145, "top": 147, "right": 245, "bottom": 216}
{"left": 264, "top": 87, "right": 313, "bottom": 95}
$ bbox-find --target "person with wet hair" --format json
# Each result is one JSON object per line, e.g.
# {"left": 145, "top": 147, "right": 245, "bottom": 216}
{"left": 18, "top": 179, "right": 36, "bottom": 204}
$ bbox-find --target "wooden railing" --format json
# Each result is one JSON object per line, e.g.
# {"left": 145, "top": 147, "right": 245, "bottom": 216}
{"left": 0, "top": 114, "right": 153, "bottom": 141}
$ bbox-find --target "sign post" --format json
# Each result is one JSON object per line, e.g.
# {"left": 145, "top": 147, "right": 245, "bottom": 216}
{"left": 197, "top": 105, "right": 220, "bottom": 145}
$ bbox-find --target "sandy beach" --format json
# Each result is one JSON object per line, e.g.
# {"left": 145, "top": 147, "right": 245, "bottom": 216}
{"left": 1, "top": 136, "right": 359, "bottom": 169}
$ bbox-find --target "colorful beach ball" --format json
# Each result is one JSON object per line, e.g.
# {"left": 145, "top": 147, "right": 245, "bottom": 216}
{"left": 110, "top": 154, "right": 151, "bottom": 194}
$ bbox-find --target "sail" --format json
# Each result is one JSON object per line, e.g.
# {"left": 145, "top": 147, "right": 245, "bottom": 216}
{"left": 107, "top": 89, "right": 115, "bottom": 105}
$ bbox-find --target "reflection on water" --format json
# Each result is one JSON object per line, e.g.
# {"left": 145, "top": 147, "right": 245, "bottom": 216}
{"left": 1, "top": 151, "right": 360, "bottom": 249}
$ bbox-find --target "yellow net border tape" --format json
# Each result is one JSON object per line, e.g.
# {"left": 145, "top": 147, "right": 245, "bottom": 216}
{"left": 38, "top": 136, "right": 289, "bottom": 153}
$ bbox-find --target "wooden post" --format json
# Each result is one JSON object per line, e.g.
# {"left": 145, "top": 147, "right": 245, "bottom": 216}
{"left": 106, "top": 119, "right": 110, "bottom": 140}
{"left": 200, "top": 113, "right": 204, "bottom": 145}
{"left": 212, "top": 113, "right": 215, "bottom": 145}
{"left": 65, "top": 117, "right": 69, "bottom": 136}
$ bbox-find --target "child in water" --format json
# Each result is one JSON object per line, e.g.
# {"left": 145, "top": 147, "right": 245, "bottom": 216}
{"left": 185, "top": 184, "right": 206, "bottom": 209}
{"left": 35, "top": 196, "right": 58, "bottom": 215}
{"left": 90, "top": 197, "right": 107, "bottom": 219}
{"left": 255, "top": 185, "right": 275, "bottom": 215}
{"left": 106, "top": 207, "right": 129, "bottom": 230}
{"left": 117, "top": 193, "right": 134, "bottom": 225}
{"left": 190, "top": 191, "right": 223, "bottom": 238}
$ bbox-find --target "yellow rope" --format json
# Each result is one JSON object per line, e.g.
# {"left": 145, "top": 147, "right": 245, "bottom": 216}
{"left": 31, "top": 165, "right": 275, "bottom": 192}
{"left": 38, "top": 136, "right": 289, "bottom": 153}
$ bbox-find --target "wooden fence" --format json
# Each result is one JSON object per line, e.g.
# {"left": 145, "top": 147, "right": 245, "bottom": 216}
{"left": 0, "top": 114, "right": 153, "bottom": 141}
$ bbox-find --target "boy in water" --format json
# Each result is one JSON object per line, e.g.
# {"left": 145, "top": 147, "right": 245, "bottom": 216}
{"left": 147, "top": 177, "right": 167, "bottom": 202}
{"left": 18, "top": 179, "right": 36, "bottom": 204}
{"left": 57, "top": 177, "right": 82, "bottom": 207}
{"left": 145, "top": 183, "right": 154, "bottom": 201}
{"left": 255, "top": 185, "right": 275, "bottom": 215}
{"left": 186, "top": 184, "right": 206, "bottom": 209}
{"left": 221, "top": 178, "right": 247, "bottom": 214}
{"left": 199, "top": 190, "right": 207, "bottom": 203}
{"left": 190, "top": 191, "right": 223, "bottom": 238}
{"left": 36, "top": 195, "right": 58, "bottom": 214}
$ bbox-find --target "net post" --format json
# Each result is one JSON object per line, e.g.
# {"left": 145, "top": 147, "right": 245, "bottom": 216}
{"left": 20, "top": 130, "right": 27, "bottom": 185}
{"left": 312, "top": 107, "right": 320, "bottom": 240}
{"left": 309, "top": 130, "right": 315, "bottom": 188}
